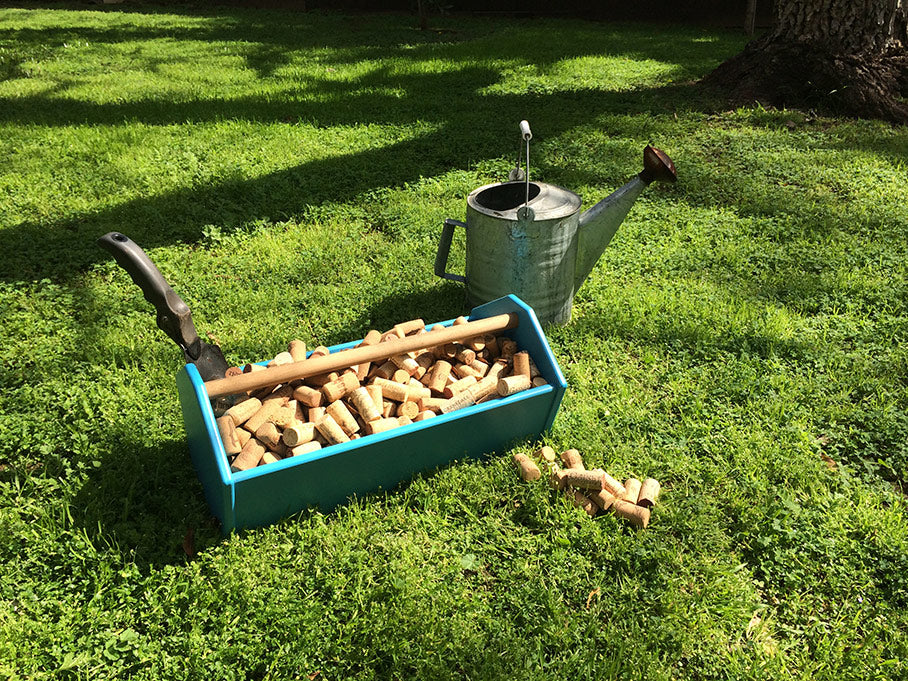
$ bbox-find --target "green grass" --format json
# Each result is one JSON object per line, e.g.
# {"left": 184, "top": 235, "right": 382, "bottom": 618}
{"left": 2, "top": 2, "right": 908, "bottom": 679}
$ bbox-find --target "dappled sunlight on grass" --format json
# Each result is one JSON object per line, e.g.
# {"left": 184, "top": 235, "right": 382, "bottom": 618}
{"left": 1, "top": 5, "right": 907, "bottom": 679}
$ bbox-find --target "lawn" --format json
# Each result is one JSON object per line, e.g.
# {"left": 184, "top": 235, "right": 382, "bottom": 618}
{"left": 1, "top": 3, "right": 908, "bottom": 679}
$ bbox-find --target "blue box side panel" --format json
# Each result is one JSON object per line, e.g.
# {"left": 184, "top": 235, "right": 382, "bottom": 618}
{"left": 176, "top": 366, "right": 234, "bottom": 529}
{"left": 231, "top": 391, "right": 555, "bottom": 530}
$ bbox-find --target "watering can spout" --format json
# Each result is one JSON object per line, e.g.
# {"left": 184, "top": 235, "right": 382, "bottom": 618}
{"left": 573, "top": 145, "right": 676, "bottom": 291}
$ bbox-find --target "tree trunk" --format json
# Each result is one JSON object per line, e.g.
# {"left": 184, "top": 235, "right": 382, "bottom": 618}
{"left": 774, "top": 0, "right": 906, "bottom": 53}
{"left": 703, "top": 0, "right": 908, "bottom": 123}
{"left": 744, "top": 0, "right": 757, "bottom": 36}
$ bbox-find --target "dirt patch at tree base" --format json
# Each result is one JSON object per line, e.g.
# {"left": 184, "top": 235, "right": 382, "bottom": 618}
{"left": 701, "top": 36, "right": 908, "bottom": 125}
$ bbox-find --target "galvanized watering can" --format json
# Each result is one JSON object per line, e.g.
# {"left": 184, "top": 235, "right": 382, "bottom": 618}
{"left": 434, "top": 121, "right": 677, "bottom": 325}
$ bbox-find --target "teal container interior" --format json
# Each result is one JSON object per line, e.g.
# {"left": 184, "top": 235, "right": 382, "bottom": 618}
{"left": 176, "top": 295, "right": 567, "bottom": 534}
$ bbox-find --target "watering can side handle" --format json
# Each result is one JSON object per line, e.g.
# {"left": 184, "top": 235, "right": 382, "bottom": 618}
{"left": 434, "top": 219, "right": 467, "bottom": 284}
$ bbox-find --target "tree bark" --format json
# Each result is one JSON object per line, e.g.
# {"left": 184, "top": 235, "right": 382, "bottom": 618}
{"left": 703, "top": 0, "right": 908, "bottom": 123}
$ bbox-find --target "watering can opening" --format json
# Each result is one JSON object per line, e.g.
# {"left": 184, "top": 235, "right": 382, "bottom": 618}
{"left": 474, "top": 182, "right": 542, "bottom": 212}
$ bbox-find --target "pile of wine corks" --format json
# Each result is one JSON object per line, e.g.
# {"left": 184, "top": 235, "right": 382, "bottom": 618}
{"left": 213, "top": 317, "right": 548, "bottom": 472}
{"left": 512, "top": 446, "right": 661, "bottom": 528}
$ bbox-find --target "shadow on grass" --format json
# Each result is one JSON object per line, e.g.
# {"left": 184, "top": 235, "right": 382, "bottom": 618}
{"left": 0, "top": 4, "right": 738, "bottom": 283}
{"left": 69, "top": 434, "right": 224, "bottom": 568}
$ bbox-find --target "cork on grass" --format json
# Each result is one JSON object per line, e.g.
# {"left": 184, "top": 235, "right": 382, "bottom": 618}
{"left": 511, "top": 445, "right": 663, "bottom": 529}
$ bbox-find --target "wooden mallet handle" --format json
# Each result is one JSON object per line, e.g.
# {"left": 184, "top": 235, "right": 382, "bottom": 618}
{"left": 204, "top": 313, "right": 519, "bottom": 399}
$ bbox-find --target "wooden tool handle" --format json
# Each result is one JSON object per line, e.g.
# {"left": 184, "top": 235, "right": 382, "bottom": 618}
{"left": 204, "top": 313, "right": 519, "bottom": 399}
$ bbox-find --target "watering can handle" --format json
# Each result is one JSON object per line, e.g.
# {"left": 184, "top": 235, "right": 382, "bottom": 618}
{"left": 434, "top": 218, "right": 467, "bottom": 284}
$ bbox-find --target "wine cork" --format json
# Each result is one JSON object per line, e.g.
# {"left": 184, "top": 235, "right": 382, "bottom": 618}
{"left": 290, "top": 440, "right": 322, "bottom": 457}
{"left": 351, "top": 330, "right": 381, "bottom": 378}
{"left": 254, "top": 421, "right": 282, "bottom": 449}
{"left": 392, "top": 368, "right": 412, "bottom": 384}
{"left": 363, "top": 417, "right": 400, "bottom": 435}
{"left": 418, "top": 396, "right": 447, "bottom": 414}
{"left": 310, "top": 345, "right": 330, "bottom": 358}
{"left": 562, "top": 468, "right": 605, "bottom": 491}
{"left": 282, "top": 421, "right": 316, "bottom": 447}
{"left": 232, "top": 437, "right": 266, "bottom": 472}
{"left": 440, "top": 390, "right": 476, "bottom": 413}
{"left": 269, "top": 351, "right": 294, "bottom": 367}
{"left": 590, "top": 488, "right": 617, "bottom": 511}
{"left": 306, "top": 371, "right": 338, "bottom": 386}
{"left": 497, "top": 374, "right": 531, "bottom": 397}
{"left": 314, "top": 413, "right": 350, "bottom": 445}
{"left": 361, "top": 329, "right": 382, "bottom": 346}
{"left": 560, "top": 449, "right": 584, "bottom": 470}
{"left": 637, "top": 478, "right": 661, "bottom": 508}
{"left": 443, "top": 375, "right": 477, "bottom": 398}
{"left": 235, "top": 427, "right": 252, "bottom": 448}
{"left": 394, "top": 318, "right": 425, "bottom": 336}
{"left": 308, "top": 406, "right": 325, "bottom": 422}
{"left": 349, "top": 386, "right": 382, "bottom": 423}
{"left": 257, "top": 450, "right": 280, "bottom": 465}
{"left": 288, "top": 339, "right": 307, "bottom": 362}
{"left": 535, "top": 446, "right": 556, "bottom": 463}
{"left": 572, "top": 490, "right": 598, "bottom": 517}
{"left": 487, "top": 359, "right": 509, "bottom": 380}
{"left": 513, "top": 453, "right": 541, "bottom": 481}
{"left": 414, "top": 411, "right": 435, "bottom": 422}
{"left": 464, "top": 335, "right": 485, "bottom": 352}
{"left": 407, "top": 378, "right": 431, "bottom": 400}
{"left": 326, "top": 400, "right": 360, "bottom": 436}
{"left": 454, "top": 347, "right": 476, "bottom": 365}
{"left": 371, "top": 377, "right": 411, "bottom": 403}
{"left": 433, "top": 342, "right": 458, "bottom": 361}
{"left": 468, "top": 375, "right": 499, "bottom": 402}
{"left": 264, "top": 384, "right": 295, "bottom": 402}
{"left": 396, "top": 400, "right": 419, "bottom": 420}
{"left": 244, "top": 397, "right": 287, "bottom": 433}
{"left": 532, "top": 377, "right": 548, "bottom": 387}
{"left": 414, "top": 351, "right": 436, "bottom": 373}
{"left": 374, "top": 361, "right": 397, "bottom": 380}
{"left": 469, "top": 359, "right": 489, "bottom": 377}
{"left": 391, "top": 354, "right": 421, "bottom": 377}
{"left": 602, "top": 472, "right": 626, "bottom": 498}
{"left": 366, "top": 384, "right": 383, "bottom": 413}
{"left": 225, "top": 397, "right": 262, "bottom": 427}
{"left": 216, "top": 415, "right": 242, "bottom": 455}
{"left": 453, "top": 363, "right": 483, "bottom": 380}
{"left": 624, "top": 478, "right": 642, "bottom": 503}
{"left": 397, "top": 416, "right": 413, "bottom": 427}
{"left": 321, "top": 371, "right": 360, "bottom": 403}
{"left": 424, "top": 360, "right": 452, "bottom": 394}
{"left": 292, "top": 384, "right": 323, "bottom": 408}
{"left": 513, "top": 351, "right": 531, "bottom": 379}
{"left": 269, "top": 402, "right": 297, "bottom": 428}
{"left": 613, "top": 499, "right": 650, "bottom": 528}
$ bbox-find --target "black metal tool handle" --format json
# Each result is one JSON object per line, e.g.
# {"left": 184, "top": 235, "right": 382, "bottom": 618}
{"left": 434, "top": 219, "right": 467, "bottom": 284}
{"left": 97, "top": 232, "right": 203, "bottom": 360}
